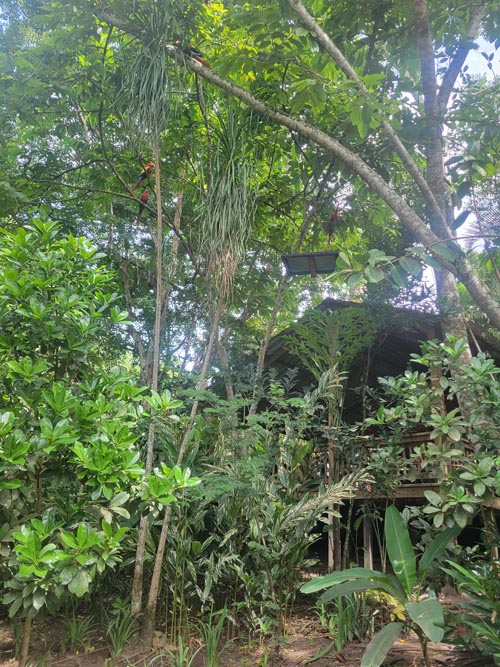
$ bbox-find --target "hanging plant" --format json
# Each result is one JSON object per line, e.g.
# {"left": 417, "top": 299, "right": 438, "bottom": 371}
{"left": 200, "top": 108, "right": 259, "bottom": 300}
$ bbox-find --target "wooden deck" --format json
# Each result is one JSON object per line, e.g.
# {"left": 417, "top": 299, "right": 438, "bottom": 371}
{"left": 342, "top": 430, "right": 500, "bottom": 508}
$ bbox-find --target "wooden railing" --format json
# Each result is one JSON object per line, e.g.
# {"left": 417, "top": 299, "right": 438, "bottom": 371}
{"left": 318, "top": 429, "right": 475, "bottom": 498}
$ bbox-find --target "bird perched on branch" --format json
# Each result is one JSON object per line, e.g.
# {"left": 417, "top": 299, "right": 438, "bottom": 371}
{"left": 175, "top": 41, "right": 210, "bottom": 68}
{"left": 326, "top": 209, "right": 339, "bottom": 245}
{"left": 131, "top": 162, "right": 154, "bottom": 191}
{"left": 135, "top": 190, "right": 149, "bottom": 226}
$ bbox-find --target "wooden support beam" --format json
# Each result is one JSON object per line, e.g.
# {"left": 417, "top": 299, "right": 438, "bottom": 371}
{"left": 363, "top": 514, "right": 374, "bottom": 570}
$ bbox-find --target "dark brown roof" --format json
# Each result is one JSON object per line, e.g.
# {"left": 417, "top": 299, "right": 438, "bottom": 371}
{"left": 264, "top": 299, "right": 500, "bottom": 422}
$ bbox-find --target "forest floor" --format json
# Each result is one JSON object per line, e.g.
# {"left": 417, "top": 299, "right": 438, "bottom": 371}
{"left": 0, "top": 610, "right": 493, "bottom": 667}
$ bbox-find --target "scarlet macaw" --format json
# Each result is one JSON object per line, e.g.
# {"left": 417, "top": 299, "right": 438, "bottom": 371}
{"left": 136, "top": 190, "right": 149, "bottom": 226}
{"left": 326, "top": 209, "right": 339, "bottom": 245}
{"left": 131, "top": 162, "right": 154, "bottom": 191}
{"left": 175, "top": 41, "right": 210, "bottom": 68}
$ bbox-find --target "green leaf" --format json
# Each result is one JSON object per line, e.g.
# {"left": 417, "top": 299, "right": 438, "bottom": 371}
{"left": 405, "top": 597, "right": 444, "bottom": 642}
{"left": 303, "top": 639, "right": 337, "bottom": 664}
{"left": 32, "top": 590, "right": 46, "bottom": 611}
{"left": 301, "top": 567, "right": 384, "bottom": 593}
{"left": 433, "top": 243, "right": 458, "bottom": 262}
{"left": 68, "top": 569, "right": 90, "bottom": 597}
{"left": 364, "top": 266, "right": 385, "bottom": 283}
{"left": 8, "top": 595, "right": 23, "bottom": 618}
{"left": 361, "top": 622, "right": 403, "bottom": 667}
{"left": 419, "top": 525, "right": 460, "bottom": 576}
{"left": 384, "top": 506, "right": 416, "bottom": 594}
{"left": 346, "top": 272, "right": 365, "bottom": 288}
{"left": 448, "top": 427, "right": 461, "bottom": 442}
{"left": 318, "top": 578, "right": 399, "bottom": 604}
{"left": 424, "top": 490, "right": 442, "bottom": 506}
{"left": 399, "top": 256, "right": 422, "bottom": 277}
{"left": 389, "top": 264, "right": 408, "bottom": 288}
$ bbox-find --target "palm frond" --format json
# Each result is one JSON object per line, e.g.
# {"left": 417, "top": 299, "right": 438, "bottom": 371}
{"left": 465, "top": 190, "right": 500, "bottom": 251}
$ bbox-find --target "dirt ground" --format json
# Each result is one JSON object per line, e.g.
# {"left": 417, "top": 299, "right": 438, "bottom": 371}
{"left": 0, "top": 613, "right": 493, "bottom": 667}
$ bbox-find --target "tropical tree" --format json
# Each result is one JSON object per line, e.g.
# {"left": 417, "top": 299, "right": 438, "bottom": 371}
{"left": 0, "top": 221, "right": 200, "bottom": 665}
{"left": 86, "top": 0, "right": 500, "bottom": 338}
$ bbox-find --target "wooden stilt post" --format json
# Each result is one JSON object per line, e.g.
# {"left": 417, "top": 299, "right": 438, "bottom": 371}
{"left": 363, "top": 514, "right": 374, "bottom": 570}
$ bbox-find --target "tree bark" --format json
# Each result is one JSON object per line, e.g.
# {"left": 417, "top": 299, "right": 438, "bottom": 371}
{"left": 412, "top": 0, "right": 473, "bottom": 372}
{"left": 287, "top": 0, "right": 448, "bottom": 233}
{"left": 18, "top": 616, "right": 32, "bottom": 667}
{"left": 438, "top": 3, "right": 487, "bottom": 112}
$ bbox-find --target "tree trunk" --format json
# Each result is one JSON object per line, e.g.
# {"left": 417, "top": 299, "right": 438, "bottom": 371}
{"left": 131, "top": 141, "right": 163, "bottom": 617}
{"left": 412, "top": 0, "right": 480, "bottom": 421}
{"left": 141, "top": 293, "right": 225, "bottom": 644}
{"left": 18, "top": 616, "right": 32, "bottom": 667}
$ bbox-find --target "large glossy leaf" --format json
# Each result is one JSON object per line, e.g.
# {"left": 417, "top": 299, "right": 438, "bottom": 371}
{"left": 301, "top": 567, "right": 380, "bottom": 593}
{"left": 405, "top": 596, "right": 444, "bottom": 642}
{"left": 385, "top": 505, "right": 416, "bottom": 594}
{"left": 419, "top": 525, "right": 460, "bottom": 577}
{"left": 361, "top": 622, "right": 403, "bottom": 667}
{"left": 318, "top": 577, "right": 400, "bottom": 604}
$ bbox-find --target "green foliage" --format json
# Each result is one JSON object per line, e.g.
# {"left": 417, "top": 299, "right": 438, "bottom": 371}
{"left": 201, "top": 107, "right": 259, "bottom": 299}
{"left": 363, "top": 336, "right": 500, "bottom": 526}
{"left": 283, "top": 306, "right": 380, "bottom": 380}
{"left": 196, "top": 607, "right": 234, "bottom": 667}
{"left": 301, "top": 506, "right": 460, "bottom": 667}
{"left": 59, "top": 605, "right": 96, "bottom": 653}
{"left": 1, "top": 0, "right": 500, "bottom": 658}
{"left": 442, "top": 558, "right": 500, "bottom": 660}
{"left": 105, "top": 598, "right": 136, "bottom": 660}
{"left": 0, "top": 223, "right": 197, "bottom": 646}
{"left": 315, "top": 594, "right": 375, "bottom": 653}
{"left": 161, "top": 634, "right": 202, "bottom": 667}
{"left": 154, "top": 376, "right": 367, "bottom": 640}
{"left": 142, "top": 464, "right": 201, "bottom": 505}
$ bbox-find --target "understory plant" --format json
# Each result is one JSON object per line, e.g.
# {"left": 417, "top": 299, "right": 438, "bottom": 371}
{"left": 161, "top": 634, "right": 202, "bottom": 667}
{"left": 196, "top": 606, "right": 234, "bottom": 667}
{"left": 60, "top": 604, "right": 95, "bottom": 653}
{"left": 315, "top": 593, "right": 375, "bottom": 653}
{"left": 106, "top": 598, "right": 137, "bottom": 662}
{"left": 302, "top": 505, "right": 460, "bottom": 667}
{"left": 155, "top": 370, "right": 369, "bottom": 644}
{"left": 364, "top": 337, "right": 500, "bottom": 529}
{"left": 443, "top": 556, "right": 500, "bottom": 661}
{"left": 0, "top": 223, "right": 200, "bottom": 666}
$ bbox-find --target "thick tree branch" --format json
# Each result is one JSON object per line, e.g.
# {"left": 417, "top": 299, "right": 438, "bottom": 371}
{"left": 412, "top": 0, "right": 473, "bottom": 353}
{"left": 412, "top": 0, "right": 447, "bottom": 216}
{"left": 438, "top": 2, "right": 487, "bottom": 112}
{"left": 287, "top": 0, "right": 450, "bottom": 237}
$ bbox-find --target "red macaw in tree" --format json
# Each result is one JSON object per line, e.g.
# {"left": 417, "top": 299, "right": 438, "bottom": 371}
{"left": 136, "top": 190, "right": 149, "bottom": 226}
{"left": 326, "top": 209, "right": 339, "bottom": 245}
{"left": 175, "top": 41, "right": 210, "bottom": 68}
{"left": 131, "top": 162, "right": 154, "bottom": 191}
